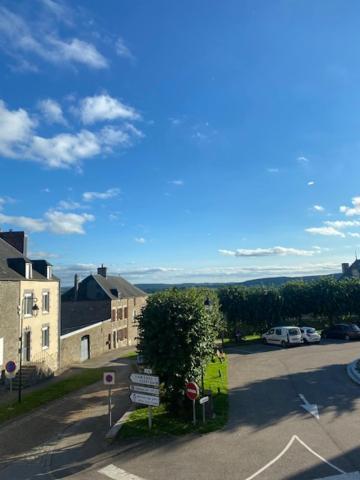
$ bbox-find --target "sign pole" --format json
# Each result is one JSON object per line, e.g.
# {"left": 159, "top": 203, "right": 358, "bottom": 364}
{"left": 148, "top": 406, "right": 152, "bottom": 430}
{"left": 10, "top": 378, "right": 12, "bottom": 394}
{"left": 108, "top": 386, "right": 112, "bottom": 428}
{"left": 202, "top": 402, "right": 206, "bottom": 424}
{"left": 193, "top": 399, "right": 196, "bottom": 425}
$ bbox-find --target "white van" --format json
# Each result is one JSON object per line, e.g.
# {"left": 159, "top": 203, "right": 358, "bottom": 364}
{"left": 262, "top": 326, "right": 303, "bottom": 347}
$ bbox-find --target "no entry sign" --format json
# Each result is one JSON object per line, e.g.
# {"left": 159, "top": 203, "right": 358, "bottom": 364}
{"left": 185, "top": 381, "right": 199, "bottom": 401}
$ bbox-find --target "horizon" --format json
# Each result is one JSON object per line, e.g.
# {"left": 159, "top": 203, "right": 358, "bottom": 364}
{"left": 1, "top": 1, "right": 360, "bottom": 285}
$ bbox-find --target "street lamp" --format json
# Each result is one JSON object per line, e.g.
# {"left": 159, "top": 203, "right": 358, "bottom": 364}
{"left": 18, "top": 297, "right": 39, "bottom": 403}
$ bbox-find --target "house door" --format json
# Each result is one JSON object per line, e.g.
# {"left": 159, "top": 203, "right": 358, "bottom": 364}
{"left": 24, "top": 331, "right": 31, "bottom": 362}
{"left": 80, "top": 335, "right": 90, "bottom": 362}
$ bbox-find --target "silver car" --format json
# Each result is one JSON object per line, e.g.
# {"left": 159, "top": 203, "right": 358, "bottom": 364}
{"left": 300, "top": 327, "right": 321, "bottom": 344}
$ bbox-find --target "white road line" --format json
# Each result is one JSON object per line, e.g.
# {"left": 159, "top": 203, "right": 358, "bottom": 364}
{"left": 243, "top": 435, "right": 345, "bottom": 480}
{"left": 98, "top": 463, "right": 147, "bottom": 480}
{"left": 299, "top": 393, "right": 320, "bottom": 420}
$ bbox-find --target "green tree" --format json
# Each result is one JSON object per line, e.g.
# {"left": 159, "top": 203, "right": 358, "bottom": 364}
{"left": 137, "top": 288, "right": 221, "bottom": 408}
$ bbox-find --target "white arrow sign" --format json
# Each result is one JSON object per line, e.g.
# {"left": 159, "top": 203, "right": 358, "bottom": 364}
{"left": 130, "top": 373, "right": 159, "bottom": 386}
{"left": 130, "top": 392, "right": 160, "bottom": 407}
{"left": 130, "top": 384, "right": 159, "bottom": 396}
{"left": 299, "top": 394, "right": 320, "bottom": 420}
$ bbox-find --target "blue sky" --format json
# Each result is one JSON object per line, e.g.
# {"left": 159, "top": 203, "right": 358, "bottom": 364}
{"left": 1, "top": 0, "right": 360, "bottom": 285}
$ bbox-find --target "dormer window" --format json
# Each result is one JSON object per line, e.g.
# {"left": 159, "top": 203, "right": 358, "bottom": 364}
{"left": 25, "top": 262, "right": 32, "bottom": 279}
{"left": 47, "top": 266, "right": 52, "bottom": 279}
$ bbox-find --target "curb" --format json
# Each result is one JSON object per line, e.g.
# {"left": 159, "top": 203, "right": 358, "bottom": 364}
{"left": 105, "top": 406, "right": 134, "bottom": 442}
{"left": 347, "top": 359, "right": 360, "bottom": 386}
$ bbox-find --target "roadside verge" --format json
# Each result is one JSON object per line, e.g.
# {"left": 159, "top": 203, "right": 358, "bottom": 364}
{"left": 347, "top": 359, "right": 360, "bottom": 386}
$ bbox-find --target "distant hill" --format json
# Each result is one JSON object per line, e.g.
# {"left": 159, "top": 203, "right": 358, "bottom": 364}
{"left": 135, "top": 273, "right": 342, "bottom": 293}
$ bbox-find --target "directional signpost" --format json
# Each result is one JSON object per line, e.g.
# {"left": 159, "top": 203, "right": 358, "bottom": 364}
{"left": 129, "top": 371, "right": 160, "bottom": 430}
{"left": 199, "top": 396, "right": 209, "bottom": 424}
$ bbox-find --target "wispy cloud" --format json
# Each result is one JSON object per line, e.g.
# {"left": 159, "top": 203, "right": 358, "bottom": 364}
{"left": 347, "top": 232, "right": 360, "bottom": 238}
{"left": 325, "top": 220, "right": 360, "bottom": 229}
{"left": 297, "top": 156, "right": 309, "bottom": 164}
{"left": 38, "top": 99, "right": 67, "bottom": 125}
{"left": 340, "top": 196, "right": 360, "bottom": 216}
{"left": 82, "top": 188, "right": 120, "bottom": 201}
{"left": 134, "top": 237, "right": 146, "bottom": 244}
{"left": 307, "top": 181, "right": 315, "bottom": 186}
{"left": 305, "top": 226, "right": 345, "bottom": 238}
{"left": 115, "top": 37, "right": 134, "bottom": 61}
{"left": 267, "top": 168, "right": 279, "bottom": 173}
{"left": 312, "top": 205, "right": 325, "bottom": 212}
{"left": 168, "top": 179, "right": 184, "bottom": 186}
{"left": 77, "top": 94, "right": 140, "bottom": 125}
{"left": 219, "top": 246, "right": 317, "bottom": 257}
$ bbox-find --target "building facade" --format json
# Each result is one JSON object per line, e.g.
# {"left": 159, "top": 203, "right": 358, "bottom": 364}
{"left": 341, "top": 259, "right": 360, "bottom": 279}
{"left": 0, "top": 231, "right": 60, "bottom": 377}
{"left": 60, "top": 266, "right": 147, "bottom": 368}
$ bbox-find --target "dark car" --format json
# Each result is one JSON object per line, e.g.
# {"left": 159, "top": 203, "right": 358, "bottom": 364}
{"left": 322, "top": 323, "right": 360, "bottom": 341}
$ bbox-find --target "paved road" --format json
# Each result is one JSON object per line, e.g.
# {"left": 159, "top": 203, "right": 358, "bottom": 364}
{"left": 1, "top": 341, "right": 360, "bottom": 480}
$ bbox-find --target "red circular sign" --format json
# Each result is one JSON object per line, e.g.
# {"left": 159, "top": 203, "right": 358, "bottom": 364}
{"left": 185, "top": 382, "right": 199, "bottom": 401}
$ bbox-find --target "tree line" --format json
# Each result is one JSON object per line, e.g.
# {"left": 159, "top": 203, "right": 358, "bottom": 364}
{"left": 219, "top": 277, "right": 360, "bottom": 336}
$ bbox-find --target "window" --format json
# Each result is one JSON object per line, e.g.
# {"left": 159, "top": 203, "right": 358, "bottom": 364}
{"left": 124, "top": 307, "right": 128, "bottom": 319}
{"left": 275, "top": 328, "right": 282, "bottom": 335}
{"left": 134, "top": 297, "right": 137, "bottom": 306}
{"left": 25, "top": 263, "right": 32, "bottom": 279}
{"left": 42, "top": 291, "right": 50, "bottom": 313}
{"left": 133, "top": 309, "right": 137, "bottom": 323}
{"left": 111, "top": 309, "right": 116, "bottom": 322}
{"left": 42, "top": 326, "right": 49, "bottom": 349}
{"left": 117, "top": 308, "right": 123, "bottom": 320}
{"left": 24, "top": 293, "right": 33, "bottom": 316}
{"left": 47, "top": 266, "right": 52, "bottom": 279}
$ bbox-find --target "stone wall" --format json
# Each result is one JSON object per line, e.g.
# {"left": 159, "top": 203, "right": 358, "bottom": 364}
{"left": 0, "top": 281, "right": 19, "bottom": 373}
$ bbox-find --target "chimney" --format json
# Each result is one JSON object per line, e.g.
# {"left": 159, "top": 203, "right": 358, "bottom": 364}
{"left": 342, "top": 263, "right": 350, "bottom": 275}
{"left": 97, "top": 264, "right": 107, "bottom": 277}
{"left": 74, "top": 274, "right": 79, "bottom": 301}
{"left": 0, "top": 231, "right": 28, "bottom": 256}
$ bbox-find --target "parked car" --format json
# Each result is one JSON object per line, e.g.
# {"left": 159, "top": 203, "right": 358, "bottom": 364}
{"left": 321, "top": 323, "right": 360, "bottom": 341}
{"left": 262, "top": 326, "right": 303, "bottom": 347}
{"left": 300, "top": 327, "right": 321, "bottom": 344}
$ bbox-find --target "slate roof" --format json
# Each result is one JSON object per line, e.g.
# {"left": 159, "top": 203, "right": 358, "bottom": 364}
{"left": 0, "top": 237, "right": 58, "bottom": 282}
{"left": 63, "top": 273, "right": 146, "bottom": 301}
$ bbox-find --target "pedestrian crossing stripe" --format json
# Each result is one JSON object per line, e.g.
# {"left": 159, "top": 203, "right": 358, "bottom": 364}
{"left": 98, "top": 464, "right": 147, "bottom": 480}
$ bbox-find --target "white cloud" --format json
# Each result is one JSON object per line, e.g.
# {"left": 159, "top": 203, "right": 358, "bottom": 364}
{"left": 169, "top": 180, "right": 184, "bottom": 186}
{"left": 0, "top": 209, "right": 94, "bottom": 235}
{"left": 134, "top": 237, "right": 146, "bottom": 244}
{"left": 0, "top": 196, "right": 15, "bottom": 210}
{"left": 57, "top": 200, "right": 83, "bottom": 210}
{"left": 297, "top": 156, "right": 309, "bottom": 163}
{"left": 340, "top": 196, "right": 360, "bottom": 216}
{"left": 44, "top": 210, "right": 94, "bottom": 234}
{"left": 29, "top": 250, "right": 59, "bottom": 259}
{"left": 218, "top": 246, "right": 316, "bottom": 257}
{"left": 115, "top": 37, "right": 134, "bottom": 60}
{"left": 325, "top": 220, "right": 360, "bottom": 229}
{"left": 0, "top": 6, "right": 107, "bottom": 70}
{"left": 305, "top": 226, "right": 345, "bottom": 237}
{"left": 347, "top": 232, "right": 360, "bottom": 238}
{"left": 82, "top": 188, "right": 120, "bottom": 202}
{"left": 38, "top": 99, "right": 66, "bottom": 125}
{"left": 78, "top": 94, "right": 140, "bottom": 125}
{"left": 312, "top": 205, "right": 324, "bottom": 212}
{"left": 267, "top": 168, "right": 279, "bottom": 173}
{"left": 0, "top": 100, "right": 35, "bottom": 157}
{"left": 307, "top": 181, "right": 315, "bottom": 186}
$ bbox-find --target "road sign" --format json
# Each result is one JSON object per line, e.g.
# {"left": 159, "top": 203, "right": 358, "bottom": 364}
{"left": 144, "top": 368, "right": 152, "bottom": 374}
{"left": 130, "top": 384, "right": 159, "bottom": 396}
{"left": 103, "top": 372, "right": 115, "bottom": 385}
{"left": 5, "top": 361, "right": 16, "bottom": 373}
{"left": 130, "top": 373, "right": 159, "bottom": 386}
{"left": 185, "top": 381, "right": 199, "bottom": 401}
{"left": 199, "top": 396, "right": 209, "bottom": 405}
{"left": 130, "top": 392, "right": 160, "bottom": 407}
{"left": 5, "top": 370, "right": 16, "bottom": 379}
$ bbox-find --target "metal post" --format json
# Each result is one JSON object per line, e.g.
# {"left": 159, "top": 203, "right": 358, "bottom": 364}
{"left": 148, "top": 406, "right": 152, "bottom": 430}
{"left": 193, "top": 399, "right": 196, "bottom": 425}
{"left": 10, "top": 378, "right": 12, "bottom": 394}
{"left": 108, "top": 386, "right": 112, "bottom": 427}
{"left": 203, "top": 403, "right": 206, "bottom": 424}
{"left": 18, "top": 299, "right": 23, "bottom": 403}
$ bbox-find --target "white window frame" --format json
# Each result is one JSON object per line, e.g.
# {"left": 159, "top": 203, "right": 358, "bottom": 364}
{"left": 24, "top": 293, "right": 33, "bottom": 317}
{"left": 42, "top": 291, "right": 50, "bottom": 313}
{"left": 42, "top": 326, "right": 49, "bottom": 350}
{"left": 25, "top": 263, "right": 32, "bottom": 279}
{"left": 47, "top": 266, "right": 52, "bottom": 279}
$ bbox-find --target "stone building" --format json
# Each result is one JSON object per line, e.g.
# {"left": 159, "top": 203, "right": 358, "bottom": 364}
{"left": 341, "top": 259, "right": 360, "bottom": 279}
{"left": 60, "top": 266, "right": 147, "bottom": 368}
{"left": 0, "top": 231, "right": 60, "bottom": 377}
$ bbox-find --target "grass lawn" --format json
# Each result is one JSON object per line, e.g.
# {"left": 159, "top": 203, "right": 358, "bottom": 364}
{"left": 0, "top": 368, "right": 103, "bottom": 425}
{"left": 119, "top": 357, "right": 228, "bottom": 438}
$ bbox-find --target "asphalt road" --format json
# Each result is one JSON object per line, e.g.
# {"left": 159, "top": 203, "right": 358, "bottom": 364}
{"left": 1, "top": 341, "right": 360, "bottom": 480}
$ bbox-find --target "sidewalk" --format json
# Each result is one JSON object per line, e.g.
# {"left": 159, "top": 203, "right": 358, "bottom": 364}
{"left": 0, "top": 348, "right": 136, "bottom": 478}
{"left": 0, "top": 345, "right": 136, "bottom": 406}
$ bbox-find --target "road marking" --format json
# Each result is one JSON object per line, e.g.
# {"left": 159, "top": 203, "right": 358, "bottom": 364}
{"left": 244, "top": 435, "right": 345, "bottom": 480}
{"left": 299, "top": 393, "right": 320, "bottom": 420}
{"left": 98, "top": 463, "right": 147, "bottom": 480}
